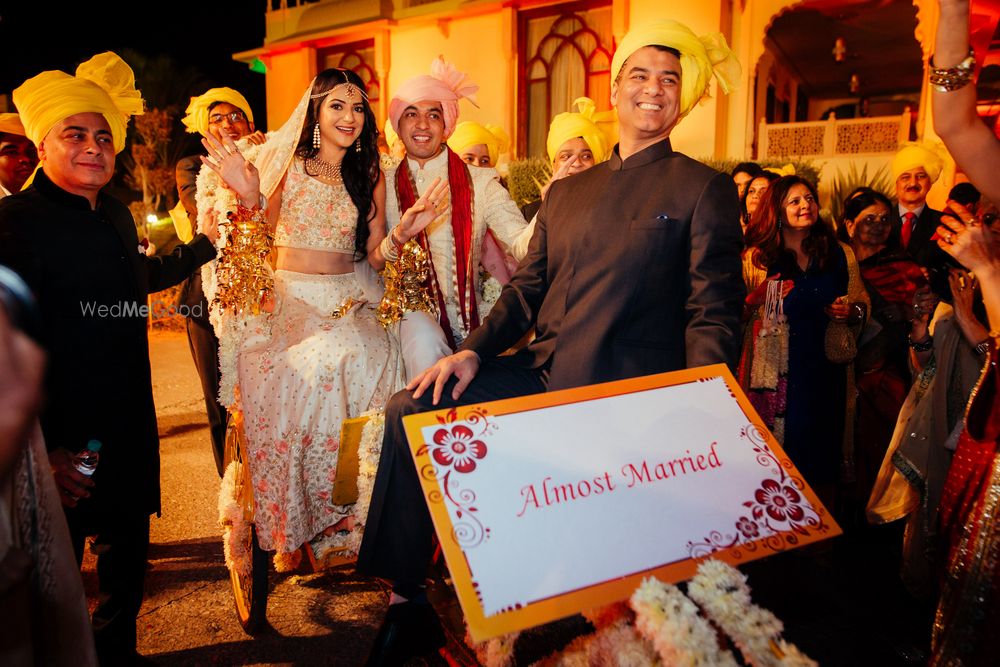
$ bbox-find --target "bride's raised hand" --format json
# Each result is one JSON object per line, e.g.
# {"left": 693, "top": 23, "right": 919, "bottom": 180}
{"left": 200, "top": 131, "right": 260, "bottom": 207}
{"left": 396, "top": 177, "right": 449, "bottom": 243}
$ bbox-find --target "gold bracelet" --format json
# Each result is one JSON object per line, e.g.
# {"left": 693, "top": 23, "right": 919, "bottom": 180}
{"left": 929, "top": 47, "right": 976, "bottom": 93}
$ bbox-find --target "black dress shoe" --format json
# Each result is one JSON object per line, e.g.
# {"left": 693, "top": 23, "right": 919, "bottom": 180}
{"left": 365, "top": 601, "right": 446, "bottom": 666}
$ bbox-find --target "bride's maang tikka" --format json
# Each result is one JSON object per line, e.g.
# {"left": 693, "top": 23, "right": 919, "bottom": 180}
{"left": 310, "top": 69, "right": 368, "bottom": 102}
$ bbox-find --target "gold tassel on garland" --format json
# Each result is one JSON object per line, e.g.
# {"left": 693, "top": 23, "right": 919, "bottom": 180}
{"left": 377, "top": 239, "right": 436, "bottom": 328}
{"left": 213, "top": 204, "right": 274, "bottom": 317}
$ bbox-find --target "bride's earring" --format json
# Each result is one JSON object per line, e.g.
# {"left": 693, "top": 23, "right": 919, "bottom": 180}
{"left": 313, "top": 123, "right": 321, "bottom": 149}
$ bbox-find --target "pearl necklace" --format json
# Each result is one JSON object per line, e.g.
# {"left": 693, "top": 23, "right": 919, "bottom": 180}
{"left": 306, "top": 157, "right": 343, "bottom": 182}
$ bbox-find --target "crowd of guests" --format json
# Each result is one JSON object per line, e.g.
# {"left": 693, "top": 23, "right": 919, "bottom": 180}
{"left": 0, "top": 0, "right": 997, "bottom": 665}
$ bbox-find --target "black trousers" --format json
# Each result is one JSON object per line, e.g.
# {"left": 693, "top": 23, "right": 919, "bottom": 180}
{"left": 186, "top": 315, "right": 227, "bottom": 477}
{"left": 68, "top": 510, "right": 150, "bottom": 660}
{"left": 357, "top": 356, "right": 546, "bottom": 589}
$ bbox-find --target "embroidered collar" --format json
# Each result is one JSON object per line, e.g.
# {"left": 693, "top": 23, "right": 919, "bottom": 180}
{"left": 405, "top": 147, "right": 449, "bottom": 175}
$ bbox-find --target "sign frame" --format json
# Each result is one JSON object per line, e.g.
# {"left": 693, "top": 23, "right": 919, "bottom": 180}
{"left": 402, "top": 364, "right": 841, "bottom": 641}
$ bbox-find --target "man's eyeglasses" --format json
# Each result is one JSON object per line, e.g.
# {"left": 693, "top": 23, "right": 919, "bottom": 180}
{"left": 209, "top": 111, "right": 247, "bottom": 125}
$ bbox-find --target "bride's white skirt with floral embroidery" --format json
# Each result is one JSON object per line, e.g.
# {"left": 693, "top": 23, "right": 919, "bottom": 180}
{"left": 237, "top": 269, "right": 398, "bottom": 554}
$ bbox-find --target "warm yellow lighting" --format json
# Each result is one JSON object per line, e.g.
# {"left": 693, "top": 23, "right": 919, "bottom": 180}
{"left": 146, "top": 214, "right": 158, "bottom": 224}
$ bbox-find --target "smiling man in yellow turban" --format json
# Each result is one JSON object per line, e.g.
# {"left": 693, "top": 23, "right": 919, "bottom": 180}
{"left": 174, "top": 87, "right": 265, "bottom": 477}
{"left": 0, "top": 51, "right": 218, "bottom": 665}
{"left": 512, "top": 97, "right": 618, "bottom": 258}
{"left": 892, "top": 142, "right": 948, "bottom": 270}
{"left": 357, "top": 20, "right": 747, "bottom": 666}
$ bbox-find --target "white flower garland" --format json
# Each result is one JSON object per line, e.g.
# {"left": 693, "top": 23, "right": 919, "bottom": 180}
{"left": 534, "top": 621, "right": 658, "bottom": 667}
{"left": 468, "top": 628, "right": 519, "bottom": 667}
{"left": 687, "top": 560, "right": 816, "bottom": 667}
{"left": 194, "top": 137, "right": 267, "bottom": 409}
{"left": 630, "top": 577, "right": 739, "bottom": 666}
{"left": 343, "top": 411, "right": 385, "bottom": 556}
{"left": 479, "top": 274, "right": 504, "bottom": 319}
{"left": 462, "top": 562, "right": 814, "bottom": 666}
{"left": 218, "top": 460, "right": 252, "bottom": 578}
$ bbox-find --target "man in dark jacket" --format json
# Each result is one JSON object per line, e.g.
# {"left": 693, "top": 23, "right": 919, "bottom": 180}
{"left": 174, "top": 87, "right": 264, "bottom": 476}
{"left": 357, "top": 20, "right": 745, "bottom": 665}
{"left": 0, "top": 52, "right": 217, "bottom": 664}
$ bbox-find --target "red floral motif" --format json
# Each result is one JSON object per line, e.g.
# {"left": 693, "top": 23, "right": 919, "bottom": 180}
{"left": 753, "top": 479, "right": 805, "bottom": 522}
{"left": 431, "top": 424, "right": 488, "bottom": 473}
{"left": 686, "top": 424, "right": 831, "bottom": 560}
{"left": 736, "top": 516, "right": 760, "bottom": 538}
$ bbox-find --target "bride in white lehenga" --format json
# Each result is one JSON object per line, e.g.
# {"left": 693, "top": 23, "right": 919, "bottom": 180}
{"left": 198, "top": 68, "right": 447, "bottom": 560}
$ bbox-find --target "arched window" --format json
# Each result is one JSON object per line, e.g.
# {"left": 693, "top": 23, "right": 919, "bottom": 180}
{"left": 518, "top": 3, "right": 613, "bottom": 157}
{"left": 317, "top": 40, "right": 380, "bottom": 107}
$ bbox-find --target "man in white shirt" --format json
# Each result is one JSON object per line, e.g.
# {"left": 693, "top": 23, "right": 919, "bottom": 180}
{"left": 382, "top": 58, "right": 527, "bottom": 375}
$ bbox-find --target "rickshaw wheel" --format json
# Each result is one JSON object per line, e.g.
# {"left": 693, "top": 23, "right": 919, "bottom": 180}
{"left": 224, "top": 412, "right": 269, "bottom": 634}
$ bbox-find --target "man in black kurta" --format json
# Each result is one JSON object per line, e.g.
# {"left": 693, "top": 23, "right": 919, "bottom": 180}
{"left": 357, "top": 20, "right": 746, "bottom": 665}
{"left": 0, "top": 52, "right": 217, "bottom": 663}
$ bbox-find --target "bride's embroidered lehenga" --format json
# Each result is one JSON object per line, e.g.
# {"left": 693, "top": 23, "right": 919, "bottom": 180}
{"left": 236, "top": 158, "right": 398, "bottom": 554}
{"left": 199, "top": 78, "right": 401, "bottom": 558}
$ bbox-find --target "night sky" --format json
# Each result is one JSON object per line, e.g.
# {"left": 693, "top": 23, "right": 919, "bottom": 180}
{"left": 0, "top": 2, "right": 268, "bottom": 131}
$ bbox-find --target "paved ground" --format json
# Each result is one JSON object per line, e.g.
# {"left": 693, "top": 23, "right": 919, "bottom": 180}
{"left": 82, "top": 330, "right": 387, "bottom": 666}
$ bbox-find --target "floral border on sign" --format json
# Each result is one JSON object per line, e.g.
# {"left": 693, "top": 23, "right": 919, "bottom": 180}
{"left": 686, "top": 423, "right": 832, "bottom": 558}
{"left": 417, "top": 406, "right": 496, "bottom": 549}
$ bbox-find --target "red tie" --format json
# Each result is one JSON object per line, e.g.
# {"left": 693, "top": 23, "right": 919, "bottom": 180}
{"left": 901, "top": 211, "right": 915, "bottom": 248}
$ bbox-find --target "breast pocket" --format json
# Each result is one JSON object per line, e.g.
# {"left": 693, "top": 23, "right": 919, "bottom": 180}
{"left": 629, "top": 215, "right": 676, "bottom": 230}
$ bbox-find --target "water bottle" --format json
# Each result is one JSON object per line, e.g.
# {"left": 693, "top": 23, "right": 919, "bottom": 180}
{"left": 74, "top": 439, "right": 102, "bottom": 476}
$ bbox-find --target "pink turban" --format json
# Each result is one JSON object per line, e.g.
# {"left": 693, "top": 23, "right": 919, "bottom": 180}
{"left": 388, "top": 57, "right": 478, "bottom": 138}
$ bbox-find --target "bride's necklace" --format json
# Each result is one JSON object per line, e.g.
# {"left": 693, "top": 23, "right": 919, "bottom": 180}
{"left": 306, "top": 156, "right": 342, "bottom": 182}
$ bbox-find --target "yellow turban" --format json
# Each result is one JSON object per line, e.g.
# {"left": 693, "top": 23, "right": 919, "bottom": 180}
{"left": 611, "top": 20, "right": 741, "bottom": 120}
{"left": 181, "top": 87, "right": 254, "bottom": 136}
{"left": 447, "top": 121, "right": 509, "bottom": 165}
{"left": 764, "top": 163, "right": 795, "bottom": 177}
{"left": 13, "top": 52, "right": 143, "bottom": 154}
{"left": 0, "top": 113, "right": 26, "bottom": 137}
{"left": 892, "top": 142, "right": 945, "bottom": 183}
{"left": 546, "top": 97, "right": 616, "bottom": 164}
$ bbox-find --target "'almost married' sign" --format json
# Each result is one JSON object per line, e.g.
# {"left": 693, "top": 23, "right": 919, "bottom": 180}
{"left": 403, "top": 364, "right": 841, "bottom": 641}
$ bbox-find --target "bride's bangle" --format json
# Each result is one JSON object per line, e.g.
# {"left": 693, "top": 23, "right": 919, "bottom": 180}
{"left": 380, "top": 235, "right": 399, "bottom": 263}
{"left": 929, "top": 47, "right": 976, "bottom": 92}
{"left": 391, "top": 228, "right": 405, "bottom": 251}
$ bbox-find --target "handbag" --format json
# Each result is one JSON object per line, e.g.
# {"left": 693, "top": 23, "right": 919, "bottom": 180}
{"left": 824, "top": 298, "right": 857, "bottom": 364}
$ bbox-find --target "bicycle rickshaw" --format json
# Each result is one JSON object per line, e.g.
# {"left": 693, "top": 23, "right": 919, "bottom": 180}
{"left": 219, "top": 409, "right": 378, "bottom": 633}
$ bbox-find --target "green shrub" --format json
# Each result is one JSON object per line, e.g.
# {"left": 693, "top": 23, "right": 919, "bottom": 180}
{"left": 507, "top": 157, "right": 552, "bottom": 207}
{"left": 826, "top": 162, "right": 894, "bottom": 224}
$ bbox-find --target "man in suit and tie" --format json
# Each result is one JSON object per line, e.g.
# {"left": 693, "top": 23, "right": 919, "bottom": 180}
{"left": 893, "top": 143, "right": 947, "bottom": 270}
{"left": 357, "top": 19, "right": 746, "bottom": 665}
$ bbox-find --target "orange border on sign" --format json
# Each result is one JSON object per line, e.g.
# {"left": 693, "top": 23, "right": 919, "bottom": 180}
{"left": 402, "top": 363, "right": 842, "bottom": 641}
